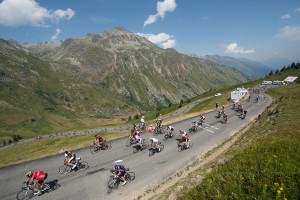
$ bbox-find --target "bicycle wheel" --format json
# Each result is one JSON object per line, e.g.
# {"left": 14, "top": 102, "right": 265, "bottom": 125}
{"left": 133, "top": 146, "right": 138, "bottom": 153}
{"left": 59, "top": 165, "right": 69, "bottom": 174}
{"left": 149, "top": 148, "right": 154, "bottom": 156}
{"left": 125, "top": 172, "right": 135, "bottom": 181}
{"left": 159, "top": 144, "right": 164, "bottom": 152}
{"left": 108, "top": 178, "right": 119, "bottom": 188}
{"left": 104, "top": 142, "right": 112, "bottom": 150}
{"left": 163, "top": 134, "right": 168, "bottom": 141}
{"left": 126, "top": 139, "right": 133, "bottom": 147}
{"left": 178, "top": 145, "right": 184, "bottom": 152}
{"left": 16, "top": 189, "right": 34, "bottom": 200}
{"left": 78, "top": 161, "right": 88, "bottom": 171}
{"left": 188, "top": 141, "right": 193, "bottom": 149}
{"left": 90, "top": 145, "right": 99, "bottom": 154}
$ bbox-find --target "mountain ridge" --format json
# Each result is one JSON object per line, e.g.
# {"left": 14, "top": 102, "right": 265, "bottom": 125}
{"left": 204, "top": 55, "right": 273, "bottom": 80}
{"left": 0, "top": 27, "right": 247, "bottom": 137}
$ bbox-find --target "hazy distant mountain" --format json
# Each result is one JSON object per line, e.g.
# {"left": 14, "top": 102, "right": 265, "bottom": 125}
{"left": 260, "top": 57, "right": 295, "bottom": 70}
{"left": 0, "top": 27, "right": 247, "bottom": 136}
{"left": 204, "top": 55, "right": 273, "bottom": 80}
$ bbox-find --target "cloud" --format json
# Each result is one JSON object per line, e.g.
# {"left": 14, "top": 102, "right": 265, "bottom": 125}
{"left": 295, "top": 7, "right": 300, "bottom": 12}
{"left": 280, "top": 14, "right": 291, "bottom": 19}
{"left": 51, "top": 28, "right": 61, "bottom": 41}
{"left": 225, "top": 43, "right": 254, "bottom": 54}
{"left": 136, "top": 32, "right": 176, "bottom": 49}
{"left": 144, "top": 0, "right": 177, "bottom": 27}
{"left": 0, "top": 0, "right": 75, "bottom": 27}
{"left": 277, "top": 25, "right": 300, "bottom": 41}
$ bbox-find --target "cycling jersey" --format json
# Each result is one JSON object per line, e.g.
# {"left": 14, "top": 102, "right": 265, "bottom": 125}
{"left": 32, "top": 171, "right": 47, "bottom": 181}
{"left": 96, "top": 136, "right": 103, "bottom": 143}
{"left": 150, "top": 138, "right": 158, "bottom": 143}
{"left": 115, "top": 165, "right": 125, "bottom": 173}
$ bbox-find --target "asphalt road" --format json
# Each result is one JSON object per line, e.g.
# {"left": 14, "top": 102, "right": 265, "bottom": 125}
{"left": 0, "top": 92, "right": 271, "bottom": 200}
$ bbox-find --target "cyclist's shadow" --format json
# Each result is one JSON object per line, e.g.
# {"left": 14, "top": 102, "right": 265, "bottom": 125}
{"left": 45, "top": 179, "right": 61, "bottom": 192}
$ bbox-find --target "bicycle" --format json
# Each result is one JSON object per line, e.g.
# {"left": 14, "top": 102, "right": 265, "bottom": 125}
{"left": 154, "top": 126, "right": 165, "bottom": 135}
{"left": 108, "top": 169, "right": 135, "bottom": 189}
{"left": 178, "top": 140, "right": 193, "bottom": 152}
{"left": 59, "top": 159, "right": 88, "bottom": 174}
{"left": 90, "top": 140, "right": 112, "bottom": 153}
{"left": 133, "top": 139, "right": 148, "bottom": 153}
{"left": 126, "top": 136, "right": 136, "bottom": 147}
{"left": 149, "top": 142, "right": 164, "bottom": 156}
{"left": 163, "top": 132, "right": 175, "bottom": 141}
{"left": 16, "top": 180, "right": 57, "bottom": 200}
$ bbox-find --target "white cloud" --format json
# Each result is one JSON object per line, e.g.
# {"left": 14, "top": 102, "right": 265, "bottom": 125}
{"left": 51, "top": 28, "right": 61, "bottom": 41}
{"left": 295, "top": 7, "right": 300, "bottom": 12}
{"left": 280, "top": 14, "right": 291, "bottom": 19}
{"left": 225, "top": 43, "right": 254, "bottom": 54}
{"left": 277, "top": 25, "right": 300, "bottom": 41}
{"left": 0, "top": 0, "right": 75, "bottom": 27}
{"left": 144, "top": 0, "right": 177, "bottom": 27}
{"left": 136, "top": 32, "right": 176, "bottom": 49}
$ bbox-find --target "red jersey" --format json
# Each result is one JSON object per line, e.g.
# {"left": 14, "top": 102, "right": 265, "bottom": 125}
{"left": 32, "top": 171, "right": 47, "bottom": 181}
{"left": 96, "top": 136, "right": 103, "bottom": 143}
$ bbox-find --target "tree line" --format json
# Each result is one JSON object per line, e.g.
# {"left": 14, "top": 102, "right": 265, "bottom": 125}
{"left": 267, "top": 62, "right": 300, "bottom": 77}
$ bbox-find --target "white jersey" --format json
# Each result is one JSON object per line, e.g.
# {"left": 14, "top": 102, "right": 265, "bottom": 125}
{"left": 181, "top": 131, "right": 187, "bottom": 137}
{"left": 150, "top": 138, "right": 158, "bottom": 143}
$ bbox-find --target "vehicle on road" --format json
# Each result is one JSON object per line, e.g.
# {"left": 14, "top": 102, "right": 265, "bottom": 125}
{"left": 59, "top": 158, "right": 88, "bottom": 174}
{"left": 90, "top": 140, "right": 112, "bottom": 153}
{"left": 17, "top": 180, "right": 60, "bottom": 199}
{"left": 108, "top": 168, "right": 135, "bottom": 189}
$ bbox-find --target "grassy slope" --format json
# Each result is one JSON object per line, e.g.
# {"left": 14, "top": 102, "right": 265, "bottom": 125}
{"left": 0, "top": 131, "right": 127, "bottom": 168}
{"left": 176, "top": 70, "right": 300, "bottom": 199}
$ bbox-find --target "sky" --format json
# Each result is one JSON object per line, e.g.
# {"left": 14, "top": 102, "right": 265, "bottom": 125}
{"left": 0, "top": 0, "right": 299, "bottom": 67}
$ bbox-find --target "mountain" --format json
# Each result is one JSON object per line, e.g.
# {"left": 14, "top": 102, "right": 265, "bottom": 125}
{"left": 0, "top": 27, "right": 246, "bottom": 137}
{"left": 204, "top": 55, "right": 273, "bottom": 80}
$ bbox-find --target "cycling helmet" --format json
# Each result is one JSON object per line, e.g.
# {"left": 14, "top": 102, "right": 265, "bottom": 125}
{"left": 150, "top": 138, "right": 153, "bottom": 141}
{"left": 25, "top": 171, "right": 32, "bottom": 178}
{"left": 179, "top": 129, "right": 183, "bottom": 133}
{"left": 192, "top": 120, "right": 196, "bottom": 123}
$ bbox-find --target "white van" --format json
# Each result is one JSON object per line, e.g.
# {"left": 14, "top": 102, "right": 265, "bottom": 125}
{"left": 272, "top": 80, "right": 285, "bottom": 85}
{"left": 262, "top": 81, "right": 273, "bottom": 85}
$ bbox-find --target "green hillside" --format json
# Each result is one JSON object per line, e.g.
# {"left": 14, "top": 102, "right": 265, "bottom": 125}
{"left": 175, "top": 68, "right": 300, "bottom": 200}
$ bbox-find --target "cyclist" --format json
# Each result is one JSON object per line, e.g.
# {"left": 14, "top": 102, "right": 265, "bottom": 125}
{"left": 25, "top": 171, "right": 48, "bottom": 196}
{"left": 166, "top": 125, "right": 174, "bottom": 138}
{"left": 179, "top": 129, "right": 190, "bottom": 147}
{"left": 148, "top": 124, "right": 155, "bottom": 133}
{"left": 113, "top": 164, "right": 127, "bottom": 186}
{"left": 189, "top": 120, "right": 197, "bottom": 132}
{"left": 134, "top": 133, "right": 143, "bottom": 149}
{"left": 198, "top": 115, "right": 205, "bottom": 126}
{"left": 150, "top": 137, "right": 161, "bottom": 151}
{"left": 94, "top": 134, "right": 104, "bottom": 149}
{"left": 140, "top": 116, "right": 145, "bottom": 131}
{"left": 223, "top": 112, "right": 228, "bottom": 123}
{"left": 62, "top": 150, "right": 77, "bottom": 170}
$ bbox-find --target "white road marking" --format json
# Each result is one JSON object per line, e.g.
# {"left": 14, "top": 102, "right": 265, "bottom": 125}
{"left": 202, "top": 123, "right": 220, "bottom": 130}
{"left": 198, "top": 126, "right": 215, "bottom": 133}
